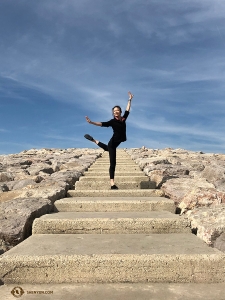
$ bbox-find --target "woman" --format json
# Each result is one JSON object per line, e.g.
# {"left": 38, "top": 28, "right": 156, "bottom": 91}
{"left": 84, "top": 91, "right": 133, "bottom": 189}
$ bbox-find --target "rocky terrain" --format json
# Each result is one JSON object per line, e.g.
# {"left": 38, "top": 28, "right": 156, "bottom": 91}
{"left": 126, "top": 147, "right": 225, "bottom": 251}
{"left": 0, "top": 146, "right": 225, "bottom": 254}
{"left": 0, "top": 148, "right": 103, "bottom": 254}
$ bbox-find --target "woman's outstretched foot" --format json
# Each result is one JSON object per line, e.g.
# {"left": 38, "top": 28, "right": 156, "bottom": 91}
{"left": 111, "top": 185, "right": 118, "bottom": 190}
{"left": 84, "top": 134, "right": 95, "bottom": 142}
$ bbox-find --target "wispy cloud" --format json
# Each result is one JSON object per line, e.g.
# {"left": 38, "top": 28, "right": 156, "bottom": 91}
{"left": 1, "top": 0, "right": 225, "bottom": 153}
{"left": 130, "top": 115, "right": 225, "bottom": 144}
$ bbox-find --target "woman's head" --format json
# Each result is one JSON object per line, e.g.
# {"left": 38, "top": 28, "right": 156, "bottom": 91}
{"left": 112, "top": 105, "right": 122, "bottom": 117}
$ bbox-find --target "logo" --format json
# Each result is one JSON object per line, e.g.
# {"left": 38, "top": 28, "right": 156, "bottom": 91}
{"left": 11, "top": 286, "right": 25, "bottom": 298}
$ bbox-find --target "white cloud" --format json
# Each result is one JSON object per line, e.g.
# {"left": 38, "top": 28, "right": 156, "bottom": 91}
{"left": 130, "top": 115, "right": 225, "bottom": 143}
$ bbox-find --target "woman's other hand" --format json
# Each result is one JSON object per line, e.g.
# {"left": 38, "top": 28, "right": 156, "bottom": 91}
{"left": 85, "top": 116, "right": 91, "bottom": 123}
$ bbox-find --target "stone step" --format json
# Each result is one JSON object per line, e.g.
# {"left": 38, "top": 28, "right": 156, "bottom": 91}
{"left": 88, "top": 166, "right": 142, "bottom": 171}
{"left": 99, "top": 155, "right": 135, "bottom": 162}
{"left": 79, "top": 176, "right": 150, "bottom": 182}
{"left": 100, "top": 155, "right": 128, "bottom": 157}
{"left": 1, "top": 234, "right": 224, "bottom": 284}
{"left": 100, "top": 157, "right": 131, "bottom": 160}
{"left": 97, "top": 158, "right": 133, "bottom": 161}
{"left": 83, "top": 172, "right": 144, "bottom": 176}
{"left": 93, "top": 159, "right": 137, "bottom": 166}
{"left": 67, "top": 189, "right": 164, "bottom": 197}
{"left": 1, "top": 283, "right": 225, "bottom": 300}
{"left": 32, "top": 211, "right": 190, "bottom": 234}
{"left": 93, "top": 164, "right": 138, "bottom": 167}
{"left": 92, "top": 159, "right": 134, "bottom": 166}
{"left": 54, "top": 197, "right": 175, "bottom": 213}
{"left": 75, "top": 181, "right": 156, "bottom": 190}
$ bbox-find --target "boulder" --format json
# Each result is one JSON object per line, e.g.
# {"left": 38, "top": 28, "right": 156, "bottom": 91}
{"left": 0, "top": 184, "right": 9, "bottom": 193}
{"left": 0, "top": 191, "right": 24, "bottom": 203}
{"left": 18, "top": 181, "right": 68, "bottom": 203}
{"left": 186, "top": 205, "right": 225, "bottom": 246}
{"left": 179, "top": 188, "right": 225, "bottom": 213}
{"left": 161, "top": 178, "right": 214, "bottom": 206}
{"left": 50, "top": 169, "right": 84, "bottom": 189}
{"left": 144, "top": 166, "right": 190, "bottom": 188}
{"left": 214, "top": 233, "right": 225, "bottom": 252}
{"left": 200, "top": 165, "right": 225, "bottom": 185}
{"left": 0, "top": 172, "right": 14, "bottom": 182}
{"left": 0, "top": 197, "right": 53, "bottom": 246}
{"left": 5, "top": 179, "right": 37, "bottom": 191}
{"left": 27, "top": 163, "right": 54, "bottom": 176}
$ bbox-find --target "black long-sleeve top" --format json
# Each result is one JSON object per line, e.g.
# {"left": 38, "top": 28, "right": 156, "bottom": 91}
{"left": 101, "top": 110, "right": 129, "bottom": 143}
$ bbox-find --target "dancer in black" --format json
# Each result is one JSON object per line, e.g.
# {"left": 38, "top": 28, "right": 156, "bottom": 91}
{"left": 84, "top": 91, "right": 134, "bottom": 189}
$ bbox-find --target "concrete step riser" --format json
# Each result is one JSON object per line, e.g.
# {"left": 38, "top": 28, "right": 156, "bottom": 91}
{"left": 83, "top": 172, "right": 144, "bottom": 176}
{"left": 2, "top": 256, "right": 223, "bottom": 284}
{"left": 91, "top": 163, "right": 137, "bottom": 168}
{"left": 93, "top": 160, "right": 137, "bottom": 166}
{"left": 75, "top": 181, "right": 156, "bottom": 190}
{"left": 100, "top": 157, "right": 131, "bottom": 159}
{"left": 96, "top": 158, "right": 134, "bottom": 160}
{"left": 79, "top": 176, "right": 150, "bottom": 182}
{"left": 32, "top": 218, "right": 190, "bottom": 235}
{"left": 67, "top": 190, "right": 165, "bottom": 197}
{"left": 1, "top": 234, "right": 224, "bottom": 284}
{"left": 88, "top": 167, "right": 142, "bottom": 171}
{"left": 99, "top": 159, "right": 132, "bottom": 161}
{"left": 54, "top": 197, "right": 176, "bottom": 213}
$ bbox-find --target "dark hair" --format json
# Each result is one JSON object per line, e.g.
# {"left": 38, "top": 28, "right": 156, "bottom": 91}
{"left": 112, "top": 105, "right": 122, "bottom": 113}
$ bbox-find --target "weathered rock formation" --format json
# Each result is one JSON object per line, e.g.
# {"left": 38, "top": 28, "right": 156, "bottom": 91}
{"left": 126, "top": 147, "right": 225, "bottom": 250}
{"left": 0, "top": 148, "right": 103, "bottom": 253}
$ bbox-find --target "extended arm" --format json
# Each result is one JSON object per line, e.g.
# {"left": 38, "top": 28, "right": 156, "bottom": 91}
{"left": 126, "top": 91, "right": 134, "bottom": 112}
{"left": 85, "top": 116, "right": 102, "bottom": 126}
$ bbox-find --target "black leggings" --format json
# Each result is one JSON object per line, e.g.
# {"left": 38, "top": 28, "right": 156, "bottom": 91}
{"left": 97, "top": 138, "right": 121, "bottom": 179}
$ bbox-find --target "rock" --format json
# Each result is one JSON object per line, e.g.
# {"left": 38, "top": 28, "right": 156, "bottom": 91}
{"left": 5, "top": 179, "right": 36, "bottom": 191}
{"left": 51, "top": 161, "right": 61, "bottom": 172}
{"left": 200, "top": 165, "right": 225, "bottom": 185}
{"left": 0, "top": 184, "right": 9, "bottom": 193}
{"left": 186, "top": 205, "right": 225, "bottom": 246}
{"left": 134, "top": 157, "right": 171, "bottom": 170}
{"left": 6, "top": 168, "right": 30, "bottom": 181}
{"left": 0, "top": 197, "right": 53, "bottom": 246}
{"left": 59, "top": 161, "right": 81, "bottom": 170}
{"left": 144, "top": 166, "right": 190, "bottom": 188}
{"left": 18, "top": 181, "right": 68, "bottom": 202}
{"left": 19, "top": 160, "right": 33, "bottom": 166}
{"left": 161, "top": 178, "right": 214, "bottom": 206}
{"left": 27, "top": 164, "right": 54, "bottom": 176}
{"left": 0, "top": 239, "right": 13, "bottom": 255}
{"left": 214, "top": 179, "right": 225, "bottom": 191}
{"left": 0, "top": 191, "right": 24, "bottom": 203}
{"left": 214, "top": 233, "right": 225, "bottom": 252}
{"left": 125, "top": 147, "right": 225, "bottom": 247}
{"left": 179, "top": 188, "right": 225, "bottom": 213}
{"left": 50, "top": 169, "right": 83, "bottom": 190}
{"left": 0, "top": 172, "right": 14, "bottom": 182}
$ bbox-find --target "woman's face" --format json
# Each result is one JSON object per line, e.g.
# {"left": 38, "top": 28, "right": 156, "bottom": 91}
{"left": 113, "top": 107, "right": 121, "bottom": 117}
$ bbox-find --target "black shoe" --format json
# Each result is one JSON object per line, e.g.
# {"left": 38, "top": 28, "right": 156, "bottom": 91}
{"left": 84, "top": 134, "right": 94, "bottom": 142}
{"left": 111, "top": 185, "right": 118, "bottom": 190}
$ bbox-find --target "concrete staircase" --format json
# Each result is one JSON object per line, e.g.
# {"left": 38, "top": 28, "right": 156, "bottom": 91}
{"left": 0, "top": 149, "right": 225, "bottom": 285}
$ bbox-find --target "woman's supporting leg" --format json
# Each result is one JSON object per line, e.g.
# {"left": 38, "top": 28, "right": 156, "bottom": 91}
{"left": 108, "top": 139, "right": 121, "bottom": 186}
{"left": 96, "top": 138, "right": 120, "bottom": 187}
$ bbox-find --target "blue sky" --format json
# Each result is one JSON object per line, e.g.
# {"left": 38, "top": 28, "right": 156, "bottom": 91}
{"left": 1, "top": 0, "right": 225, "bottom": 154}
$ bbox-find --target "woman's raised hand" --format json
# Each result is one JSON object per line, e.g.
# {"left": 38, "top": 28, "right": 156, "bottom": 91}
{"left": 128, "top": 91, "right": 134, "bottom": 100}
{"left": 85, "top": 116, "right": 91, "bottom": 123}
